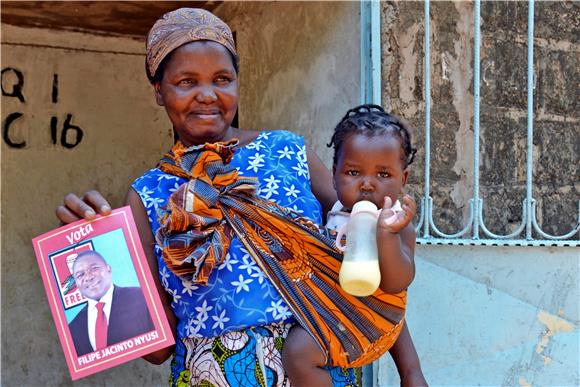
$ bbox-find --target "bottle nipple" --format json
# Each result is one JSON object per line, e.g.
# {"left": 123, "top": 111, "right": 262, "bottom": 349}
{"left": 350, "top": 200, "right": 379, "bottom": 216}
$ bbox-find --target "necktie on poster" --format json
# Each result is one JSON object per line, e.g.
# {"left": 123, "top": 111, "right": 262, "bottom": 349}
{"left": 95, "top": 301, "right": 107, "bottom": 350}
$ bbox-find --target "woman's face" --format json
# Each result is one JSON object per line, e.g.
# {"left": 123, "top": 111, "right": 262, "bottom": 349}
{"left": 155, "top": 41, "right": 238, "bottom": 146}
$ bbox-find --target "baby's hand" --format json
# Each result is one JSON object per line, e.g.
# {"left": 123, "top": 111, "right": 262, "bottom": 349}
{"left": 378, "top": 194, "right": 417, "bottom": 233}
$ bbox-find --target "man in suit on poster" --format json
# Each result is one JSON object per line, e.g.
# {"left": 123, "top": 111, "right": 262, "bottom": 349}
{"left": 68, "top": 250, "right": 155, "bottom": 356}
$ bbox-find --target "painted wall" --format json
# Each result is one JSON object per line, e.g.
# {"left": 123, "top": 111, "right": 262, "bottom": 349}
{"left": 1, "top": 2, "right": 360, "bottom": 385}
{"left": 376, "top": 2, "right": 579, "bottom": 385}
{"left": 374, "top": 245, "right": 579, "bottom": 386}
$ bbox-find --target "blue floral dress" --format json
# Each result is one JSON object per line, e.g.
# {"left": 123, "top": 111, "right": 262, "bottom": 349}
{"left": 132, "top": 130, "right": 357, "bottom": 387}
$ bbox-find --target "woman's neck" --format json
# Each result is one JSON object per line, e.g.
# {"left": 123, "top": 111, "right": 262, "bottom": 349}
{"left": 228, "top": 127, "right": 261, "bottom": 148}
{"left": 176, "top": 127, "right": 260, "bottom": 148}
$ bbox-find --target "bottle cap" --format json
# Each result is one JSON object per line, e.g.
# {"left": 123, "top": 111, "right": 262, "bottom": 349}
{"left": 351, "top": 200, "right": 379, "bottom": 216}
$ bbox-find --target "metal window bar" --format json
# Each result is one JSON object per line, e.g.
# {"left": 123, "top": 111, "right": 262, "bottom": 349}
{"left": 415, "top": 0, "right": 579, "bottom": 247}
{"left": 360, "top": 0, "right": 382, "bottom": 106}
{"left": 360, "top": 2, "right": 383, "bottom": 386}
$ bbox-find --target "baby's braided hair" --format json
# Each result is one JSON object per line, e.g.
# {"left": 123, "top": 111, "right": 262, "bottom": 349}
{"left": 327, "top": 104, "right": 417, "bottom": 168}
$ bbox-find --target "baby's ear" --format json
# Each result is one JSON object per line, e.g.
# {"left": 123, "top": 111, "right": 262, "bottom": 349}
{"left": 402, "top": 169, "right": 409, "bottom": 186}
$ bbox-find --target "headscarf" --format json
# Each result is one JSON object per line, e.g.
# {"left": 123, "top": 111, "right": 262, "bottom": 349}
{"left": 146, "top": 8, "right": 237, "bottom": 81}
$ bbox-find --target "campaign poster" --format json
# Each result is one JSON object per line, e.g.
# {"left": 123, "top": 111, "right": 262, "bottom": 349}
{"left": 32, "top": 206, "right": 174, "bottom": 380}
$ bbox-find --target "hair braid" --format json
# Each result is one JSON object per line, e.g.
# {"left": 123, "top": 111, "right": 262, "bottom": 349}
{"left": 327, "top": 104, "right": 417, "bottom": 168}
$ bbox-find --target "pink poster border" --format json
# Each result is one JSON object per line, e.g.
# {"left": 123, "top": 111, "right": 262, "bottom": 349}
{"left": 32, "top": 206, "right": 174, "bottom": 380}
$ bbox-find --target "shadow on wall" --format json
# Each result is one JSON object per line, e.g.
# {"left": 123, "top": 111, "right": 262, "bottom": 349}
{"left": 375, "top": 245, "right": 578, "bottom": 386}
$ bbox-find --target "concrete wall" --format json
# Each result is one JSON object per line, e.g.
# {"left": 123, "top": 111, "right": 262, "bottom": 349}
{"left": 1, "top": 3, "right": 360, "bottom": 385}
{"left": 381, "top": 1, "right": 579, "bottom": 237}
{"left": 1, "top": 24, "right": 173, "bottom": 386}
{"left": 214, "top": 1, "right": 360, "bottom": 167}
{"left": 375, "top": 245, "right": 579, "bottom": 386}
{"left": 376, "top": 1, "right": 579, "bottom": 385}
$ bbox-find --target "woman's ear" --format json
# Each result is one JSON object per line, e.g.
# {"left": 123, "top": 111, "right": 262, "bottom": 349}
{"left": 154, "top": 82, "right": 165, "bottom": 107}
{"left": 332, "top": 165, "right": 337, "bottom": 190}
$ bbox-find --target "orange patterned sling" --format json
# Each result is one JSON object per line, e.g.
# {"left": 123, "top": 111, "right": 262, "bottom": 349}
{"left": 155, "top": 140, "right": 406, "bottom": 368}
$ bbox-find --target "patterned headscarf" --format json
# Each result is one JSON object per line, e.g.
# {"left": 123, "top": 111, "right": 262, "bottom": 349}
{"left": 146, "top": 8, "right": 237, "bottom": 81}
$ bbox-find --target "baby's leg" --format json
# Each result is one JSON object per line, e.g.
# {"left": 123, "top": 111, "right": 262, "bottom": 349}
{"left": 282, "top": 325, "right": 331, "bottom": 387}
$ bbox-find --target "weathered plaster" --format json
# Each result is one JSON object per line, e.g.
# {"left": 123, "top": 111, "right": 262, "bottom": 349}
{"left": 535, "top": 310, "right": 574, "bottom": 355}
{"left": 380, "top": 1, "right": 579, "bottom": 237}
{"left": 375, "top": 246, "right": 579, "bottom": 386}
{"left": 397, "top": 22, "right": 421, "bottom": 117}
{"left": 448, "top": 2, "right": 474, "bottom": 216}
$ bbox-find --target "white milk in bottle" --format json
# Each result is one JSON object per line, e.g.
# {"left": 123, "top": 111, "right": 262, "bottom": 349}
{"left": 337, "top": 200, "right": 381, "bottom": 296}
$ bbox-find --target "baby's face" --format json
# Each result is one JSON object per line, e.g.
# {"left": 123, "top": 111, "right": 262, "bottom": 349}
{"left": 333, "top": 133, "right": 408, "bottom": 211}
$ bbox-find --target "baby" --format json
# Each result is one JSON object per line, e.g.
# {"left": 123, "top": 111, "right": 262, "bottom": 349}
{"left": 282, "top": 104, "right": 419, "bottom": 386}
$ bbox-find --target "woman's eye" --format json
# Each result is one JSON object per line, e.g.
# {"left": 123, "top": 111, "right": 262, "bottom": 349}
{"left": 215, "top": 76, "right": 232, "bottom": 84}
{"left": 346, "top": 170, "right": 359, "bottom": 176}
{"left": 378, "top": 172, "right": 390, "bottom": 178}
{"left": 178, "top": 79, "right": 195, "bottom": 86}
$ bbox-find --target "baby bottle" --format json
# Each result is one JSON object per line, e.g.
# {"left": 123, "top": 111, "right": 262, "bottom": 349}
{"left": 336, "top": 200, "right": 381, "bottom": 297}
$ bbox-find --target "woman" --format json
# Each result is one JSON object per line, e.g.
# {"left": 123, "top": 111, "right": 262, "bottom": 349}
{"left": 57, "top": 8, "right": 426, "bottom": 387}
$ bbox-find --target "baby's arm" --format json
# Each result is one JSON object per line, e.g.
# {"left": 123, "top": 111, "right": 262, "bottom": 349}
{"left": 376, "top": 194, "right": 416, "bottom": 293}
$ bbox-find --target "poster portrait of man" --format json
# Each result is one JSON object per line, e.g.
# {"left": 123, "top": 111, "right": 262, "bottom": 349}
{"left": 34, "top": 207, "right": 174, "bottom": 380}
{"left": 67, "top": 250, "right": 155, "bottom": 356}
